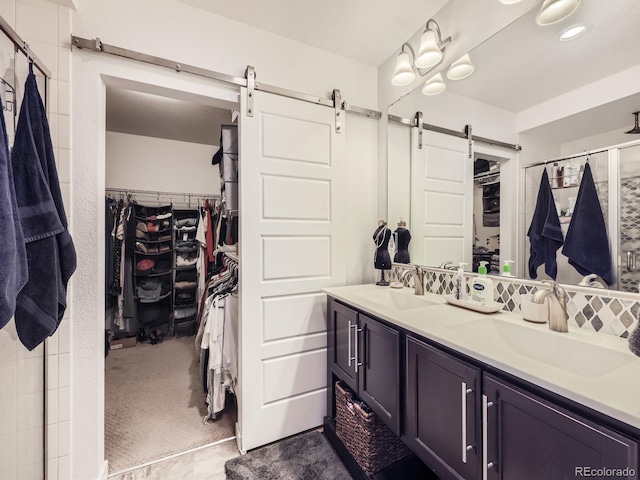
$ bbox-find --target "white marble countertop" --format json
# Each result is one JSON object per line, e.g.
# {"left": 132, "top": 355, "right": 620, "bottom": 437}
{"left": 323, "top": 284, "right": 640, "bottom": 431}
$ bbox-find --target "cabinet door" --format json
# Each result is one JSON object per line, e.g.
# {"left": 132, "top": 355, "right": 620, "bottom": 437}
{"left": 406, "top": 336, "right": 481, "bottom": 480}
{"left": 329, "top": 301, "right": 358, "bottom": 391}
{"left": 358, "top": 314, "right": 401, "bottom": 435}
{"left": 483, "top": 374, "right": 639, "bottom": 480}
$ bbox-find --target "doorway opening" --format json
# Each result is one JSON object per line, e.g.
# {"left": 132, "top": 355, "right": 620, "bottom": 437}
{"left": 473, "top": 152, "right": 506, "bottom": 274}
{"left": 103, "top": 83, "right": 239, "bottom": 475}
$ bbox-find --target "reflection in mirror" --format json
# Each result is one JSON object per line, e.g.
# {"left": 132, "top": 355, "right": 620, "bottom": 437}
{"left": 387, "top": 0, "right": 640, "bottom": 291}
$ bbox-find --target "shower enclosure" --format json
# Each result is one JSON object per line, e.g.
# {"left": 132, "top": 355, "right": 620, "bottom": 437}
{"left": 523, "top": 139, "right": 640, "bottom": 292}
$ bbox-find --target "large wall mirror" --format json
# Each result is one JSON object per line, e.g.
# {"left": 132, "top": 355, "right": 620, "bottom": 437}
{"left": 387, "top": 0, "right": 640, "bottom": 292}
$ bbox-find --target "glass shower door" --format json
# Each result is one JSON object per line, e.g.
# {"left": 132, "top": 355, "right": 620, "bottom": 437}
{"left": 618, "top": 143, "right": 640, "bottom": 293}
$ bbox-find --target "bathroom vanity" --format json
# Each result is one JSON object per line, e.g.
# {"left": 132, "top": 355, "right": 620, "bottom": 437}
{"left": 323, "top": 285, "right": 640, "bottom": 480}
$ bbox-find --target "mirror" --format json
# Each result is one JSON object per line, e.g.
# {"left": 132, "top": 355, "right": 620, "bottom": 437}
{"left": 387, "top": 0, "right": 640, "bottom": 292}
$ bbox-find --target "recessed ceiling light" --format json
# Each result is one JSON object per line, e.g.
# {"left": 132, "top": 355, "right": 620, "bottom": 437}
{"left": 559, "top": 25, "right": 586, "bottom": 41}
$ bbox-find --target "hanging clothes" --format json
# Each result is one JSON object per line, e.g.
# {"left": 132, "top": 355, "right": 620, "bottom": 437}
{"left": 0, "top": 96, "right": 28, "bottom": 330}
{"left": 527, "top": 169, "right": 563, "bottom": 280}
{"left": 562, "top": 163, "right": 613, "bottom": 285}
{"left": 122, "top": 202, "right": 137, "bottom": 319}
{"left": 11, "top": 66, "right": 77, "bottom": 350}
{"left": 195, "top": 258, "right": 238, "bottom": 421}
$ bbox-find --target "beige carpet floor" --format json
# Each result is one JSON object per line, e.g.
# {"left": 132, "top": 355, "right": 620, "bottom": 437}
{"left": 105, "top": 336, "right": 236, "bottom": 473}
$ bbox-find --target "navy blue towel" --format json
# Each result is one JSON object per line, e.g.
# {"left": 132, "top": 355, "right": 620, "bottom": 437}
{"left": 562, "top": 163, "right": 613, "bottom": 285}
{"left": 528, "top": 169, "right": 563, "bottom": 279}
{"left": 0, "top": 97, "right": 28, "bottom": 329}
{"left": 11, "top": 67, "right": 77, "bottom": 350}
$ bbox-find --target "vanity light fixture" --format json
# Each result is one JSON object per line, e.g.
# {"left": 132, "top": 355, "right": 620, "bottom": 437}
{"left": 625, "top": 112, "right": 640, "bottom": 135}
{"left": 415, "top": 20, "right": 448, "bottom": 69}
{"left": 536, "top": 0, "right": 581, "bottom": 26}
{"left": 391, "top": 46, "right": 417, "bottom": 86}
{"left": 447, "top": 54, "right": 475, "bottom": 80}
{"left": 559, "top": 25, "right": 586, "bottom": 41}
{"left": 422, "top": 73, "right": 446, "bottom": 95}
{"left": 391, "top": 19, "right": 451, "bottom": 86}
{"left": 499, "top": 0, "right": 523, "bottom": 4}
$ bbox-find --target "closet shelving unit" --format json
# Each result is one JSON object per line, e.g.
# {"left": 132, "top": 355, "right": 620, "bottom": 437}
{"left": 133, "top": 203, "right": 174, "bottom": 335}
{"left": 173, "top": 209, "right": 200, "bottom": 336}
{"left": 106, "top": 188, "right": 219, "bottom": 338}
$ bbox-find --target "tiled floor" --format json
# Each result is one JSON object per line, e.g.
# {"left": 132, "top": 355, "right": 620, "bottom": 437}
{"left": 108, "top": 438, "right": 240, "bottom": 480}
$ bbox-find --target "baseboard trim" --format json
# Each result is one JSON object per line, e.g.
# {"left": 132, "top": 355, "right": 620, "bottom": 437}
{"left": 99, "top": 460, "right": 109, "bottom": 480}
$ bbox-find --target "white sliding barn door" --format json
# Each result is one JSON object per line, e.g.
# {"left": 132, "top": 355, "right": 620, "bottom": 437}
{"left": 238, "top": 88, "right": 346, "bottom": 451}
{"left": 410, "top": 130, "right": 472, "bottom": 267}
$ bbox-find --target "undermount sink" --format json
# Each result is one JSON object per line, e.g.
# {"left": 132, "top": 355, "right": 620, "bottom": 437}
{"left": 448, "top": 319, "right": 633, "bottom": 378}
{"left": 355, "top": 289, "right": 440, "bottom": 310}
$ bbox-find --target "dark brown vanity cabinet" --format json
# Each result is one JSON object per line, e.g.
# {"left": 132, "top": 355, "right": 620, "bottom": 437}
{"left": 405, "top": 336, "right": 481, "bottom": 480}
{"left": 483, "top": 374, "right": 639, "bottom": 480}
{"left": 328, "top": 300, "right": 402, "bottom": 435}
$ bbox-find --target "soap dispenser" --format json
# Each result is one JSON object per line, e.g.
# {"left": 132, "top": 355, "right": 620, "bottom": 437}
{"left": 501, "top": 260, "right": 514, "bottom": 277}
{"left": 471, "top": 261, "right": 494, "bottom": 305}
{"left": 453, "top": 262, "right": 468, "bottom": 300}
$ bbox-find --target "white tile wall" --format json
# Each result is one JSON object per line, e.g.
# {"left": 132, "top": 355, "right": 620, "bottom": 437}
{"left": 1, "top": 1, "right": 74, "bottom": 479}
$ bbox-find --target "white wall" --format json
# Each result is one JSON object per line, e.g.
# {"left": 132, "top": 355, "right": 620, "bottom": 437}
{"left": 345, "top": 114, "right": 379, "bottom": 285}
{"left": 561, "top": 127, "right": 636, "bottom": 157}
{"left": 73, "top": 0, "right": 377, "bottom": 109}
{"left": 105, "top": 131, "right": 220, "bottom": 194}
{"left": 71, "top": 2, "right": 379, "bottom": 478}
{"left": 0, "top": 2, "right": 73, "bottom": 480}
{"left": 389, "top": 89, "right": 518, "bottom": 142}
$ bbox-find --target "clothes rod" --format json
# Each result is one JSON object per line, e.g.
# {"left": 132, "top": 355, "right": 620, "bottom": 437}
{"left": 0, "top": 14, "right": 51, "bottom": 78}
{"left": 70, "top": 35, "right": 382, "bottom": 120}
{"left": 388, "top": 114, "right": 521, "bottom": 151}
{"left": 106, "top": 188, "right": 220, "bottom": 199}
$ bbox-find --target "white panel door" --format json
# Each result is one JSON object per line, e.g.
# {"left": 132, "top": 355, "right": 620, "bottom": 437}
{"left": 239, "top": 88, "right": 346, "bottom": 451}
{"left": 410, "top": 130, "right": 472, "bottom": 267}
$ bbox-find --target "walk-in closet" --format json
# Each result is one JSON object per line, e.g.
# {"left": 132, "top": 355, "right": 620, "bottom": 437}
{"left": 103, "top": 85, "right": 240, "bottom": 474}
{"left": 472, "top": 154, "right": 502, "bottom": 274}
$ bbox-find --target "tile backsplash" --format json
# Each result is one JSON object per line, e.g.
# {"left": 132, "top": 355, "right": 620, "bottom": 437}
{"left": 392, "top": 264, "right": 640, "bottom": 339}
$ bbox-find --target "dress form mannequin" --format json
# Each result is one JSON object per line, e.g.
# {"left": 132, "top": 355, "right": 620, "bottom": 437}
{"left": 373, "top": 220, "right": 392, "bottom": 286}
{"left": 393, "top": 219, "right": 411, "bottom": 264}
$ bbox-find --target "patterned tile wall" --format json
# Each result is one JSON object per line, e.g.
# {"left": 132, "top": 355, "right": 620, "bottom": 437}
{"left": 392, "top": 264, "right": 640, "bottom": 339}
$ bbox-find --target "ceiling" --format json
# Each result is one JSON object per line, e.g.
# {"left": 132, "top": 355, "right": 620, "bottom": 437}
{"left": 106, "top": 88, "right": 232, "bottom": 146}
{"left": 437, "top": 0, "right": 640, "bottom": 113}
{"left": 175, "top": 0, "right": 450, "bottom": 66}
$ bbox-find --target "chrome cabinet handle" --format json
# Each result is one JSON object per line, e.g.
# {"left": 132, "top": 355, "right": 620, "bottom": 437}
{"left": 482, "top": 395, "right": 495, "bottom": 480}
{"left": 347, "top": 320, "right": 355, "bottom": 366}
{"left": 628, "top": 251, "right": 636, "bottom": 272}
{"left": 462, "top": 383, "right": 473, "bottom": 463}
{"left": 354, "top": 327, "right": 363, "bottom": 373}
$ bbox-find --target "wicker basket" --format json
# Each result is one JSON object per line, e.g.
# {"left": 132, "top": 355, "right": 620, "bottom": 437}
{"left": 335, "top": 381, "right": 411, "bottom": 475}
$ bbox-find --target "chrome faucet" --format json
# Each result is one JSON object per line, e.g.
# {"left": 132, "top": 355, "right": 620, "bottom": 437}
{"left": 412, "top": 266, "right": 425, "bottom": 295}
{"left": 578, "top": 274, "right": 607, "bottom": 289}
{"left": 531, "top": 280, "right": 569, "bottom": 333}
{"left": 439, "top": 261, "right": 454, "bottom": 270}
